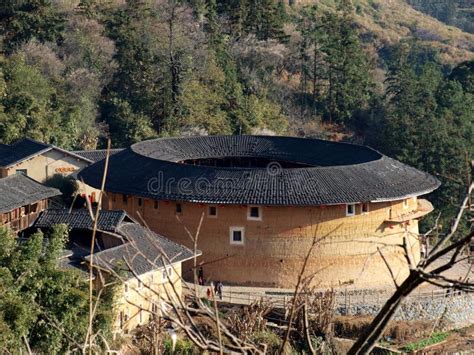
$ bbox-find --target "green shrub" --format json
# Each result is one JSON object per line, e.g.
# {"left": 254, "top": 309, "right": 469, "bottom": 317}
{"left": 163, "top": 335, "right": 197, "bottom": 354}
{"left": 251, "top": 330, "right": 282, "bottom": 353}
{"left": 44, "top": 174, "right": 78, "bottom": 206}
{"left": 402, "top": 331, "right": 450, "bottom": 352}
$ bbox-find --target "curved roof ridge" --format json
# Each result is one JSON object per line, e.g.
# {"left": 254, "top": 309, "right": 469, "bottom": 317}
{"left": 79, "top": 135, "right": 440, "bottom": 206}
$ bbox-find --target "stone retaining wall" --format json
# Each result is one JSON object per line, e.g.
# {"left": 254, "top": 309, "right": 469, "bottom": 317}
{"left": 336, "top": 291, "right": 474, "bottom": 329}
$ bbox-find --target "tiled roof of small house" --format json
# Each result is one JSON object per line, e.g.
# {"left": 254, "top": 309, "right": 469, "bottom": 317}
{"left": 78, "top": 135, "right": 441, "bottom": 206}
{"left": 0, "top": 174, "right": 61, "bottom": 213}
{"left": 72, "top": 149, "right": 124, "bottom": 162}
{"left": 87, "top": 222, "right": 198, "bottom": 277}
{"left": 33, "top": 209, "right": 132, "bottom": 232}
{"left": 34, "top": 208, "right": 198, "bottom": 278}
{"left": 0, "top": 138, "right": 93, "bottom": 167}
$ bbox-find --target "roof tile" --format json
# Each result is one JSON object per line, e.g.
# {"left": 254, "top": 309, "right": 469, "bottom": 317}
{"left": 0, "top": 174, "right": 61, "bottom": 213}
{"left": 79, "top": 136, "right": 440, "bottom": 206}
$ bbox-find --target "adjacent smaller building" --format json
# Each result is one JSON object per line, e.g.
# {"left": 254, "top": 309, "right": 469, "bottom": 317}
{"left": 0, "top": 138, "right": 93, "bottom": 182}
{"left": 0, "top": 174, "right": 61, "bottom": 233}
{"left": 0, "top": 138, "right": 124, "bottom": 204}
{"left": 33, "top": 208, "right": 199, "bottom": 333}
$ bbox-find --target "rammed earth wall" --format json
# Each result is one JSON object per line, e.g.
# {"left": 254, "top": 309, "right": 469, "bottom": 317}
{"left": 103, "top": 193, "right": 423, "bottom": 289}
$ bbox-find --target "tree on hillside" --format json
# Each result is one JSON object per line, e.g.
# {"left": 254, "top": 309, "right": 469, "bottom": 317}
{"left": 0, "top": 54, "right": 64, "bottom": 144}
{"left": 101, "top": 95, "right": 156, "bottom": 147}
{"left": 0, "top": 3, "right": 117, "bottom": 149}
{"left": 244, "top": 0, "right": 287, "bottom": 41}
{"left": 0, "top": 0, "right": 65, "bottom": 53}
{"left": 177, "top": 56, "right": 231, "bottom": 135}
{"left": 297, "top": 5, "right": 325, "bottom": 116}
{"left": 0, "top": 225, "right": 114, "bottom": 353}
{"left": 101, "top": 0, "right": 204, "bottom": 142}
{"left": 214, "top": 0, "right": 287, "bottom": 41}
{"left": 322, "top": 0, "right": 372, "bottom": 124}
{"left": 203, "top": 0, "right": 248, "bottom": 134}
{"left": 101, "top": 1, "right": 160, "bottom": 143}
{"left": 449, "top": 60, "right": 474, "bottom": 94}
{"left": 203, "top": 0, "right": 288, "bottom": 135}
{"left": 407, "top": 0, "right": 472, "bottom": 34}
{"left": 297, "top": 1, "right": 372, "bottom": 125}
{"left": 368, "top": 41, "right": 473, "bottom": 232}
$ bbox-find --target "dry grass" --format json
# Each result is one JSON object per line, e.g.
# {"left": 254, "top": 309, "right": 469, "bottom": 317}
{"left": 334, "top": 315, "right": 436, "bottom": 343}
{"left": 295, "top": 0, "right": 474, "bottom": 64}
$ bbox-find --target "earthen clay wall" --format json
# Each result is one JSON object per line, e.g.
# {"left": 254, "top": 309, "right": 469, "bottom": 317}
{"left": 111, "top": 263, "right": 183, "bottom": 332}
{"left": 103, "top": 193, "right": 422, "bottom": 289}
{"left": 1, "top": 149, "right": 88, "bottom": 182}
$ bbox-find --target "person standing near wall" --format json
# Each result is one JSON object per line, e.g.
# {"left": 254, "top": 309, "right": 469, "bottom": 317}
{"left": 198, "top": 266, "right": 204, "bottom": 285}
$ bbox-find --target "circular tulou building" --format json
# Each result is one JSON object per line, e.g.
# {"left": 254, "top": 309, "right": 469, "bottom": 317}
{"left": 79, "top": 136, "right": 440, "bottom": 288}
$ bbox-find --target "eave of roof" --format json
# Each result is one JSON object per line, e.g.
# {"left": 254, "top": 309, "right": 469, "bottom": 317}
{"left": 78, "top": 136, "right": 441, "bottom": 206}
{"left": 32, "top": 208, "right": 198, "bottom": 278}
{"left": 0, "top": 138, "right": 93, "bottom": 168}
{"left": 33, "top": 209, "right": 131, "bottom": 232}
{"left": 84, "top": 222, "right": 199, "bottom": 278}
{"left": 72, "top": 149, "right": 124, "bottom": 163}
{"left": 0, "top": 174, "right": 61, "bottom": 213}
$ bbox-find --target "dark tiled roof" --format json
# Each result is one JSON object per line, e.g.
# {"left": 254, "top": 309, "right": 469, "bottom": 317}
{"left": 0, "top": 138, "right": 93, "bottom": 167}
{"left": 79, "top": 136, "right": 441, "bottom": 206}
{"left": 33, "top": 209, "right": 132, "bottom": 232}
{"left": 86, "top": 222, "right": 198, "bottom": 278}
{"left": 0, "top": 138, "right": 51, "bottom": 167}
{"left": 0, "top": 174, "right": 61, "bottom": 213}
{"left": 72, "top": 149, "right": 124, "bottom": 162}
{"left": 33, "top": 208, "right": 197, "bottom": 277}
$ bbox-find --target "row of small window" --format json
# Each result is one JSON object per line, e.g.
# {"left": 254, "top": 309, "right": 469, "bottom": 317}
{"left": 118, "top": 194, "right": 159, "bottom": 209}
{"left": 123, "top": 267, "right": 174, "bottom": 293}
{"left": 207, "top": 205, "right": 261, "bottom": 220}
{"left": 119, "top": 302, "right": 160, "bottom": 329}
{"left": 154, "top": 200, "right": 262, "bottom": 221}
{"left": 117, "top": 193, "right": 263, "bottom": 220}
{"left": 345, "top": 203, "right": 370, "bottom": 216}
{"left": 119, "top": 195, "right": 412, "bottom": 218}
{"left": 346, "top": 199, "right": 410, "bottom": 216}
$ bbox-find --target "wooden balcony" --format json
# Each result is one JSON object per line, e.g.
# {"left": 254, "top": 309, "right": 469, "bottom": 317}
{"left": 385, "top": 199, "right": 434, "bottom": 223}
{"left": 3, "top": 212, "right": 41, "bottom": 233}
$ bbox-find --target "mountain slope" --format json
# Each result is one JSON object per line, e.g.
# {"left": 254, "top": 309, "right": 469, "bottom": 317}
{"left": 298, "top": 0, "right": 474, "bottom": 64}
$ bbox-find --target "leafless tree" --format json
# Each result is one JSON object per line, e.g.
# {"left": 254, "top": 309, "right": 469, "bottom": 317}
{"left": 348, "top": 181, "right": 473, "bottom": 354}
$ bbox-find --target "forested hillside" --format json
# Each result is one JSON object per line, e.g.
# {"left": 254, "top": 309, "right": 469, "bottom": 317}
{"left": 0, "top": 0, "right": 472, "bottom": 228}
{"left": 305, "top": 0, "right": 474, "bottom": 63}
{"left": 407, "top": 0, "right": 473, "bottom": 34}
